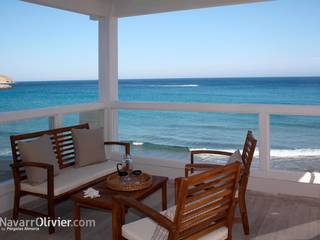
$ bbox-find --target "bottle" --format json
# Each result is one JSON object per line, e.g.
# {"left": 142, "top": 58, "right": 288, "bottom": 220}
{"left": 125, "top": 154, "right": 133, "bottom": 172}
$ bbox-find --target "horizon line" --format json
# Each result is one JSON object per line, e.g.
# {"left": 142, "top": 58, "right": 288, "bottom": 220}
{"left": 13, "top": 75, "right": 320, "bottom": 82}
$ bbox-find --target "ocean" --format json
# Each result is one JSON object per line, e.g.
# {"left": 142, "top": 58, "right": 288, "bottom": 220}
{"left": 1, "top": 77, "right": 320, "bottom": 180}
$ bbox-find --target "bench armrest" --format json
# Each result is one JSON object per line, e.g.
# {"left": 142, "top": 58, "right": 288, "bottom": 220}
{"left": 104, "top": 141, "right": 130, "bottom": 156}
{"left": 10, "top": 162, "right": 54, "bottom": 196}
{"left": 112, "top": 195, "right": 176, "bottom": 233}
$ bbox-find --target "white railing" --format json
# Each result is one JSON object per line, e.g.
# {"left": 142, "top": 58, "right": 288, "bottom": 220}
{"left": 110, "top": 101, "right": 320, "bottom": 181}
{"left": 1, "top": 101, "right": 320, "bottom": 203}
{"left": 0, "top": 102, "right": 105, "bottom": 125}
{"left": 1, "top": 101, "right": 320, "bottom": 181}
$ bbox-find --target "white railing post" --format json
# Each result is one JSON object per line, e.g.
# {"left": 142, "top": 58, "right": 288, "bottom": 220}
{"left": 98, "top": 16, "right": 119, "bottom": 142}
{"left": 49, "top": 113, "right": 63, "bottom": 129}
{"left": 258, "top": 112, "right": 270, "bottom": 173}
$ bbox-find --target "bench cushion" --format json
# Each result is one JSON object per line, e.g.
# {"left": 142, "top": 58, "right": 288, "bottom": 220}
{"left": 21, "top": 160, "right": 116, "bottom": 196}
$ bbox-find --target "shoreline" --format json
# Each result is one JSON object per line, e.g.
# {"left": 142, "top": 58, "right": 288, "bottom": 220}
{"left": 0, "top": 84, "right": 12, "bottom": 89}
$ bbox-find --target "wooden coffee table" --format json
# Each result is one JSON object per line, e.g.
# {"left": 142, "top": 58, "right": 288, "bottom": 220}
{"left": 72, "top": 175, "right": 168, "bottom": 240}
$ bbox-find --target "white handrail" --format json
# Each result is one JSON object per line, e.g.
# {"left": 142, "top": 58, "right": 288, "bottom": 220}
{"left": 0, "top": 102, "right": 105, "bottom": 124}
{"left": 1, "top": 101, "right": 319, "bottom": 124}
{"left": 110, "top": 101, "right": 320, "bottom": 115}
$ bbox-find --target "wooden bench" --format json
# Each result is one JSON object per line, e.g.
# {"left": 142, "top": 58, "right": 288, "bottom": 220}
{"left": 10, "top": 123, "right": 130, "bottom": 234}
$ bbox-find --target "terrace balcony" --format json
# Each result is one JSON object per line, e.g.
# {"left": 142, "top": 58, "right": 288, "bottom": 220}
{"left": 1, "top": 0, "right": 320, "bottom": 239}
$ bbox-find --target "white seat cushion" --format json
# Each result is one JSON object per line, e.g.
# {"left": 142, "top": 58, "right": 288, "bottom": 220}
{"left": 21, "top": 160, "right": 116, "bottom": 196}
{"left": 122, "top": 215, "right": 228, "bottom": 240}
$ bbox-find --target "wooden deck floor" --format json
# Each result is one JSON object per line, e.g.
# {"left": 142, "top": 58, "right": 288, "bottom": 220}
{"left": 1, "top": 181, "right": 320, "bottom": 240}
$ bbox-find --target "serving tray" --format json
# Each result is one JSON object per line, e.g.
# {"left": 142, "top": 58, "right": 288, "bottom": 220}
{"left": 106, "top": 172, "right": 152, "bottom": 191}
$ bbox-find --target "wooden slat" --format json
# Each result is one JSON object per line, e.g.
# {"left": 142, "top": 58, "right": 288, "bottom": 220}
{"left": 181, "top": 204, "right": 230, "bottom": 231}
{"left": 60, "top": 161, "right": 75, "bottom": 168}
{"left": 184, "top": 190, "right": 232, "bottom": 213}
{"left": 182, "top": 204, "right": 229, "bottom": 227}
{"left": 183, "top": 198, "right": 231, "bottom": 222}
{"left": 56, "top": 132, "right": 72, "bottom": 139}
{"left": 59, "top": 146, "right": 74, "bottom": 152}
{"left": 187, "top": 174, "right": 235, "bottom": 195}
{"left": 186, "top": 182, "right": 234, "bottom": 204}
{"left": 57, "top": 137, "right": 73, "bottom": 144}
{"left": 61, "top": 155, "right": 75, "bottom": 161}
{"left": 60, "top": 151, "right": 75, "bottom": 158}
{"left": 56, "top": 142, "right": 74, "bottom": 149}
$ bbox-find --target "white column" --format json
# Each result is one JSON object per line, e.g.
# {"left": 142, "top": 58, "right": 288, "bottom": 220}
{"left": 98, "top": 16, "right": 118, "bottom": 141}
{"left": 258, "top": 112, "right": 270, "bottom": 173}
{"left": 49, "top": 114, "right": 63, "bottom": 129}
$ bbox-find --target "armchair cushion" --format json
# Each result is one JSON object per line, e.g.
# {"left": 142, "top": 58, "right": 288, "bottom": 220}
{"left": 122, "top": 206, "right": 228, "bottom": 240}
{"left": 151, "top": 206, "right": 176, "bottom": 239}
{"left": 18, "top": 134, "right": 60, "bottom": 185}
{"left": 72, "top": 128, "right": 106, "bottom": 167}
{"left": 227, "top": 149, "right": 242, "bottom": 164}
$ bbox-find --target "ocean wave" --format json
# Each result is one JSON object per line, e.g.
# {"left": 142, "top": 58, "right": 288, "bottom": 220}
{"left": 0, "top": 148, "right": 12, "bottom": 157}
{"left": 132, "top": 142, "right": 144, "bottom": 146}
{"left": 270, "top": 149, "right": 320, "bottom": 158}
{"left": 129, "top": 141, "right": 188, "bottom": 151}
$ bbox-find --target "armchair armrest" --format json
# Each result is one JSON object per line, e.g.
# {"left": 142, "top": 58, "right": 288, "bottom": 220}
{"left": 104, "top": 141, "right": 130, "bottom": 156}
{"left": 112, "top": 195, "right": 176, "bottom": 232}
{"left": 10, "top": 162, "right": 54, "bottom": 196}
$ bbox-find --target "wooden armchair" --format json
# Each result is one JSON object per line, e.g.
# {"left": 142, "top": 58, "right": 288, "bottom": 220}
{"left": 185, "top": 130, "right": 257, "bottom": 235}
{"left": 112, "top": 162, "right": 241, "bottom": 240}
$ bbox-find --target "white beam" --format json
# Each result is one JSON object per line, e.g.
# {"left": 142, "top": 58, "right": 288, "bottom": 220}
{"left": 114, "top": 0, "right": 270, "bottom": 17}
{"left": 23, "top": 0, "right": 270, "bottom": 18}
{"left": 99, "top": 16, "right": 119, "bottom": 141}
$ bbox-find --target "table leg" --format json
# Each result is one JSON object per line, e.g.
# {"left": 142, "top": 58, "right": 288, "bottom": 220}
{"left": 112, "top": 202, "right": 125, "bottom": 240}
{"left": 162, "top": 181, "right": 168, "bottom": 210}
{"left": 74, "top": 202, "right": 81, "bottom": 240}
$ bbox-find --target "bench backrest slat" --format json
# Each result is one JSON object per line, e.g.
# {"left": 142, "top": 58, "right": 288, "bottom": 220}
{"left": 10, "top": 123, "right": 89, "bottom": 181}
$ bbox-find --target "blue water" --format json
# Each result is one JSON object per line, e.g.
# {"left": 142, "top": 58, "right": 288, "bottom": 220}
{"left": 1, "top": 77, "right": 320, "bottom": 172}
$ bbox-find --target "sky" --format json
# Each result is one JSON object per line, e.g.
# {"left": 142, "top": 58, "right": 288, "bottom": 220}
{"left": 0, "top": 0, "right": 320, "bottom": 81}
